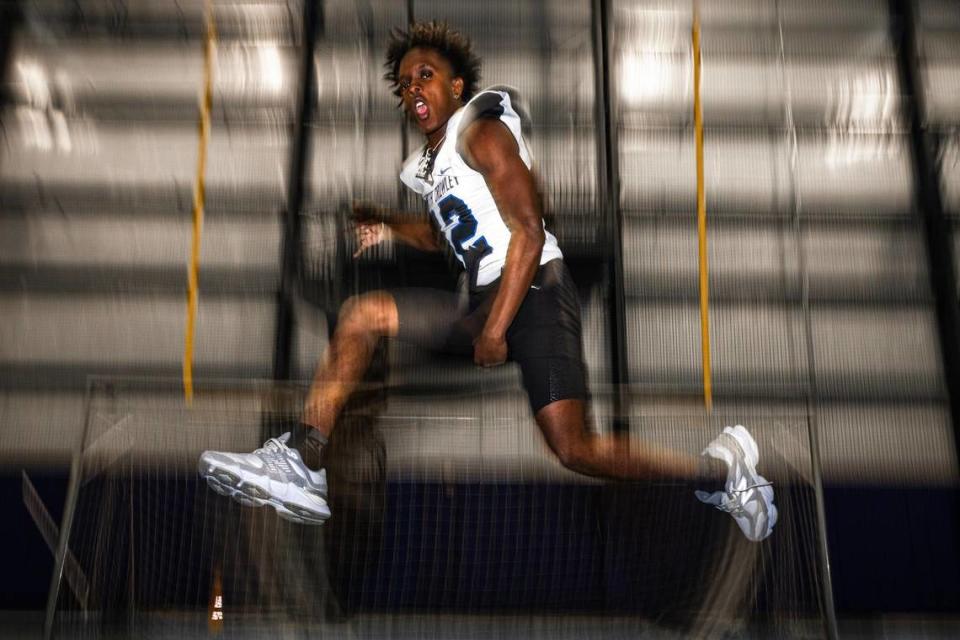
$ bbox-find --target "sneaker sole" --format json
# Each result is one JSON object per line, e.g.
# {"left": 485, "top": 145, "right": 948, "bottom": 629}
{"left": 199, "top": 459, "right": 330, "bottom": 526}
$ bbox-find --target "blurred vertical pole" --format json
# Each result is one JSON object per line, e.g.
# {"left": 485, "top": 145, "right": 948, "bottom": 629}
{"left": 272, "top": 0, "right": 323, "bottom": 384}
{"left": 888, "top": 0, "right": 960, "bottom": 470}
{"left": 398, "top": 0, "right": 414, "bottom": 206}
{"left": 773, "top": 2, "right": 838, "bottom": 637}
{"left": 392, "top": 1, "right": 414, "bottom": 289}
{"left": 691, "top": 0, "right": 712, "bottom": 412}
{"left": 0, "top": 2, "right": 19, "bottom": 90}
{"left": 591, "top": 0, "right": 630, "bottom": 432}
{"left": 183, "top": 0, "right": 217, "bottom": 404}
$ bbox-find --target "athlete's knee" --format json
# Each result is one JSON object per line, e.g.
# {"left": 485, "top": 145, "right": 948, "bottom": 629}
{"left": 548, "top": 434, "right": 594, "bottom": 474}
{"left": 338, "top": 291, "right": 398, "bottom": 337}
{"left": 536, "top": 400, "right": 595, "bottom": 473}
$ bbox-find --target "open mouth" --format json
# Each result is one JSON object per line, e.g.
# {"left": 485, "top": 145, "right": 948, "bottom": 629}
{"left": 413, "top": 97, "right": 430, "bottom": 121}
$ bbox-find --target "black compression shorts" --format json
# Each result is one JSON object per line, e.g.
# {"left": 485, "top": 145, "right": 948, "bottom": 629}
{"left": 389, "top": 258, "right": 587, "bottom": 414}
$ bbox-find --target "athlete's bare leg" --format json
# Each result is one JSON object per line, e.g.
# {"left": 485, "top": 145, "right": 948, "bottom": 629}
{"left": 302, "top": 291, "right": 399, "bottom": 438}
{"left": 302, "top": 296, "right": 704, "bottom": 481}
{"left": 535, "top": 399, "right": 702, "bottom": 480}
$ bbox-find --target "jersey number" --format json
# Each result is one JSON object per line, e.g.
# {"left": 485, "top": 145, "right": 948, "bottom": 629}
{"left": 437, "top": 195, "right": 491, "bottom": 264}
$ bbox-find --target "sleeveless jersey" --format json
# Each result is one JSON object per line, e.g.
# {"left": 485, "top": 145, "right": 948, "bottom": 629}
{"left": 399, "top": 86, "right": 563, "bottom": 287}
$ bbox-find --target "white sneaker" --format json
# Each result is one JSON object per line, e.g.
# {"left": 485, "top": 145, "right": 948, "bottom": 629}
{"left": 696, "top": 425, "right": 777, "bottom": 541}
{"left": 199, "top": 433, "right": 331, "bottom": 525}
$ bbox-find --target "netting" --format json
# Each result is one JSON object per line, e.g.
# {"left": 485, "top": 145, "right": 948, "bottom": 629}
{"left": 48, "top": 377, "right": 828, "bottom": 639}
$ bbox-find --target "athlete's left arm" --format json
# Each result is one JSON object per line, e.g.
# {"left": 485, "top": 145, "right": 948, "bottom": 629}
{"left": 460, "top": 118, "right": 545, "bottom": 367}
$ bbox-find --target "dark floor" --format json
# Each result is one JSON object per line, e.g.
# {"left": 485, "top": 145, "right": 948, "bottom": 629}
{"left": 3, "top": 611, "right": 960, "bottom": 640}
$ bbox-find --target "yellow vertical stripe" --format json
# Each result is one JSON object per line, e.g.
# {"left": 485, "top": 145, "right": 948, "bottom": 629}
{"left": 693, "top": 1, "right": 712, "bottom": 411}
{"left": 184, "top": 0, "right": 216, "bottom": 403}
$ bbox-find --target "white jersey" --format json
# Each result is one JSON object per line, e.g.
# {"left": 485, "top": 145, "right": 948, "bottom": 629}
{"left": 400, "top": 86, "right": 563, "bottom": 287}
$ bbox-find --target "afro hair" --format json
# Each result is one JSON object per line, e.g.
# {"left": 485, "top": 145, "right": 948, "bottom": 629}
{"left": 384, "top": 21, "right": 482, "bottom": 104}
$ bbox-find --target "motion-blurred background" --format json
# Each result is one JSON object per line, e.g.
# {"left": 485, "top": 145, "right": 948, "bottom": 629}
{"left": 1, "top": 0, "right": 958, "bottom": 638}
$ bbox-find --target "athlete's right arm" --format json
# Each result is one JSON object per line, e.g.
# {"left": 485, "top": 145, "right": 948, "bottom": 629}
{"left": 385, "top": 219, "right": 442, "bottom": 252}
{"left": 352, "top": 202, "right": 441, "bottom": 254}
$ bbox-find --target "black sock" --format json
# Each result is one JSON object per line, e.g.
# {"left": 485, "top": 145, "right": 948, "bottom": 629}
{"left": 304, "top": 428, "right": 328, "bottom": 471}
{"left": 290, "top": 423, "right": 328, "bottom": 471}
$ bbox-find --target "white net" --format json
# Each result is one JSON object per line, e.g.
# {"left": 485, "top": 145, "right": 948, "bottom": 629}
{"left": 49, "top": 377, "right": 828, "bottom": 639}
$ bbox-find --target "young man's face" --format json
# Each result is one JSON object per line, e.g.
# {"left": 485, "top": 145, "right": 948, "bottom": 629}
{"left": 397, "top": 46, "right": 464, "bottom": 138}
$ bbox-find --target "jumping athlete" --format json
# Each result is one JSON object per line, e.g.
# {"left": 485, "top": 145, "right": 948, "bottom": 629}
{"left": 199, "top": 22, "right": 777, "bottom": 541}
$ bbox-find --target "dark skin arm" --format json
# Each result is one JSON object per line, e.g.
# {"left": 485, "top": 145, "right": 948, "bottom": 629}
{"left": 458, "top": 118, "right": 546, "bottom": 366}
{"left": 352, "top": 203, "right": 442, "bottom": 254}
{"left": 385, "top": 219, "right": 443, "bottom": 252}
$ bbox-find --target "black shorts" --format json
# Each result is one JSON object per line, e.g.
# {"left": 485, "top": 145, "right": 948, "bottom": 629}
{"left": 390, "top": 258, "right": 587, "bottom": 414}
